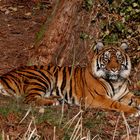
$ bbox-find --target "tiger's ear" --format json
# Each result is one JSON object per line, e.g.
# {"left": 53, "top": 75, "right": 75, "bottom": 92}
{"left": 120, "top": 43, "right": 129, "bottom": 51}
{"left": 94, "top": 42, "right": 104, "bottom": 53}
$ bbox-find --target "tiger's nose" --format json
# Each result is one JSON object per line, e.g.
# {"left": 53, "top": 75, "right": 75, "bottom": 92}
{"left": 111, "top": 68, "right": 118, "bottom": 72}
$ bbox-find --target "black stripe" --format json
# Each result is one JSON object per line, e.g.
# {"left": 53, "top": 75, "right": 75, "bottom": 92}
{"left": 7, "top": 73, "right": 22, "bottom": 93}
{"left": 47, "top": 65, "right": 51, "bottom": 70}
{"left": 108, "top": 81, "right": 115, "bottom": 96}
{"left": 28, "top": 88, "right": 45, "bottom": 93}
{"left": 0, "top": 77, "right": 16, "bottom": 93}
{"left": 61, "top": 67, "right": 66, "bottom": 92}
{"left": 15, "top": 72, "right": 50, "bottom": 89}
{"left": 34, "top": 65, "right": 38, "bottom": 69}
{"left": 118, "top": 91, "right": 129, "bottom": 102}
{"left": 29, "top": 82, "right": 47, "bottom": 91}
{"left": 34, "top": 78, "right": 49, "bottom": 89}
{"left": 37, "top": 70, "right": 51, "bottom": 86}
{"left": 123, "top": 86, "right": 128, "bottom": 93}
{"left": 80, "top": 68, "right": 85, "bottom": 97}
{"left": 40, "top": 65, "right": 44, "bottom": 69}
{"left": 7, "top": 73, "right": 21, "bottom": 83}
{"left": 56, "top": 87, "right": 59, "bottom": 96}
{"left": 72, "top": 97, "right": 75, "bottom": 104}
{"left": 94, "top": 89, "right": 104, "bottom": 97}
{"left": 64, "top": 92, "right": 68, "bottom": 101}
{"left": 69, "top": 79, "right": 72, "bottom": 98}
{"left": 9, "top": 76, "right": 21, "bottom": 93}
{"left": 26, "top": 92, "right": 42, "bottom": 97}
{"left": 54, "top": 70, "right": 58, "bottom": 85}
{"left": 125, "top": 55, "right": 128, "bottom": 69}
{"left": 53, "top": 66, "right": 58, "bottom": 72}
{"left": 128, "top": 98, "right": 133, "bottom": 106}
{"left": 88, "top": 88, "right": 95, "bottom": 99}
{"left": 96, "top": 57, "right": 100, "bottom": 70}
{"left": 15, "top": 70, "right": 36, "bottom": 78}
{"left": 119, "top": 80, "right": 127, "bottom": 90}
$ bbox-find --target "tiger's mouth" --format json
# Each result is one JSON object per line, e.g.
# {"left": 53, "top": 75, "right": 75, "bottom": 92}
{"left": 108, "top": 75, "right": 118, "bottom": 81}
{"left": 106, "top": 72, "right": 119, "bottom": 81}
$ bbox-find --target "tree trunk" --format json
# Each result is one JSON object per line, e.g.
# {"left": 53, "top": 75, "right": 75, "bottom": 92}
{"left": 31, "top": 0, "right": 101, "bottom": 66}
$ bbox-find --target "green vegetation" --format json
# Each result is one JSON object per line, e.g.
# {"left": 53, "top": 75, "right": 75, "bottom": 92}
{"left": 36, "top": 2, "right": 50, "bottom": 10}
{"left": 0, "top": 134, "right": 3, "bottom": 140}
{"left": 83, "top": 0, "right": 93, "bottom": 11}
{"left": 80, "top": 32, "right": 90, "bottom": 40}
{"left": 117, "top": 0, "right": 140, "bottom": 21}
{"left": 35, "top": 25, "right": 46, "bottom": 44}
{"left": 100, "top": 0, "right": 140, "bottom": 43}
{"left": 0, "top": 99, "right": 139, "bottom": 139}
{"left": 0, "top": 98, "right": 23, "bottom": 116}
{"left": 35, "top": 107, "right": 63, "bottom": 125}
{"left": 84, "top": 111, "right": 106, "bottom": 130}
{"left": 81, "top": 0, "right": 140, "bottom": 45}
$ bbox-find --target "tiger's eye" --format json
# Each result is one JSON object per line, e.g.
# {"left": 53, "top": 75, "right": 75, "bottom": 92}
{"left": 101, "top": 64, "right": 105, "bottom": 68}
{"left": 121, "top": 64, "right": 126, "bottom": 69}
{"left": 116, "top": 52, "right": 122, "bottom": 62}
{"left": 103, "top": 52, "right": 110, "bottom": 63}
{"left": 118, "top": 56, "right": 123, "bottom": 63}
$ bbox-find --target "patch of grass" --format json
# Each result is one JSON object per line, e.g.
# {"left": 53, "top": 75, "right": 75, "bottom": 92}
{"left": 63, "top": 133, "right": 71, "bottom": 140}
{"left": 0, "top": 134, "right": 2, "bottom": 140}
{"left": 84, "top": 111, "right": 106, "bottom": 131}
{"left": 35, "top": 25, "right": 46, "bottom": 44}
{"left": 80, "top": 32, "right": 89, "bottom": 40}
{"left": 35, "top": 107, "right": 61, "bottom": 125}
{"left": 0, "top": 98, "right": 24, "bottom": 116}
{"left": 63, "top": 126, "right": 75, "bottom": 140}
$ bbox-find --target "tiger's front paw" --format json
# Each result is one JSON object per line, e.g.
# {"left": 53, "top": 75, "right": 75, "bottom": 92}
{"left": 137, "top": 105, "right": 140, "bottom": 110}
{"left": 125, "top": 107, "right": 140, "bottom": 117}
{"left": 134, "top": 106, "right": 140, "bottom": 117}
{"left": 52, "top": 99, "right": 60, "bottom": 106}
{"left": 130, "top": 110, "right": 140, "bottom": 117}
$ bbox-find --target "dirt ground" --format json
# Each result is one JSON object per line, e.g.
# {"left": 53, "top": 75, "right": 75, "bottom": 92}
{"left": 0, "top": 0, "right": 53, "bottom": 75}
{"left": 0, "top": 0, "right": 140, "bottom": 139}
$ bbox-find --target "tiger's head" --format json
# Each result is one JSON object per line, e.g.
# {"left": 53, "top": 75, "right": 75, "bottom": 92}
{"left": 92, "top": 42, "right": 131, "bottom": 82}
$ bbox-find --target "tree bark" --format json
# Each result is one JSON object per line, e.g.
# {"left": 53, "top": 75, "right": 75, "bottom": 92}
{"left": 31, "top": 0, "right": 101, "bottom": 66}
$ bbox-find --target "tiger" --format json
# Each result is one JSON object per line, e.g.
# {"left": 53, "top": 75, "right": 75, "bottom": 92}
{"left": 0, "top": 42, "right": 140, "bottom": 116}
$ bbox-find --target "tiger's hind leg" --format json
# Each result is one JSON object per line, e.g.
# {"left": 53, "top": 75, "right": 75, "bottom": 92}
{"left": 24, "top": 94, "right": 60, "bottom": 106}
{"left": 24, "top": 85, "right": 60, "bottom": 106}
{"left": 23, "top": 75, "right": 61, "bottom": 106}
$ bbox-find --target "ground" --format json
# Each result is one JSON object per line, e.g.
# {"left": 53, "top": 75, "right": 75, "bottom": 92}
{"left": 0, "top": 0, "right": 140, "bottom": 140}
{"left": 0, "top": 0, "right": 53, "bottom": 74}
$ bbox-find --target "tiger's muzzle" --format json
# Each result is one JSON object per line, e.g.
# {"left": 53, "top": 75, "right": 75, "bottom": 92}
{"left": 106, "top": 70, "right": 119, "bottom": 81}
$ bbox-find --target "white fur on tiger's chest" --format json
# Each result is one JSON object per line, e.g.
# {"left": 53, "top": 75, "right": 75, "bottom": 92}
{"left": 112, "top": 81, "right": 129, "bottom": 100}
{"left": 0, "top": 83, "right": 10, "bottom": 96}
